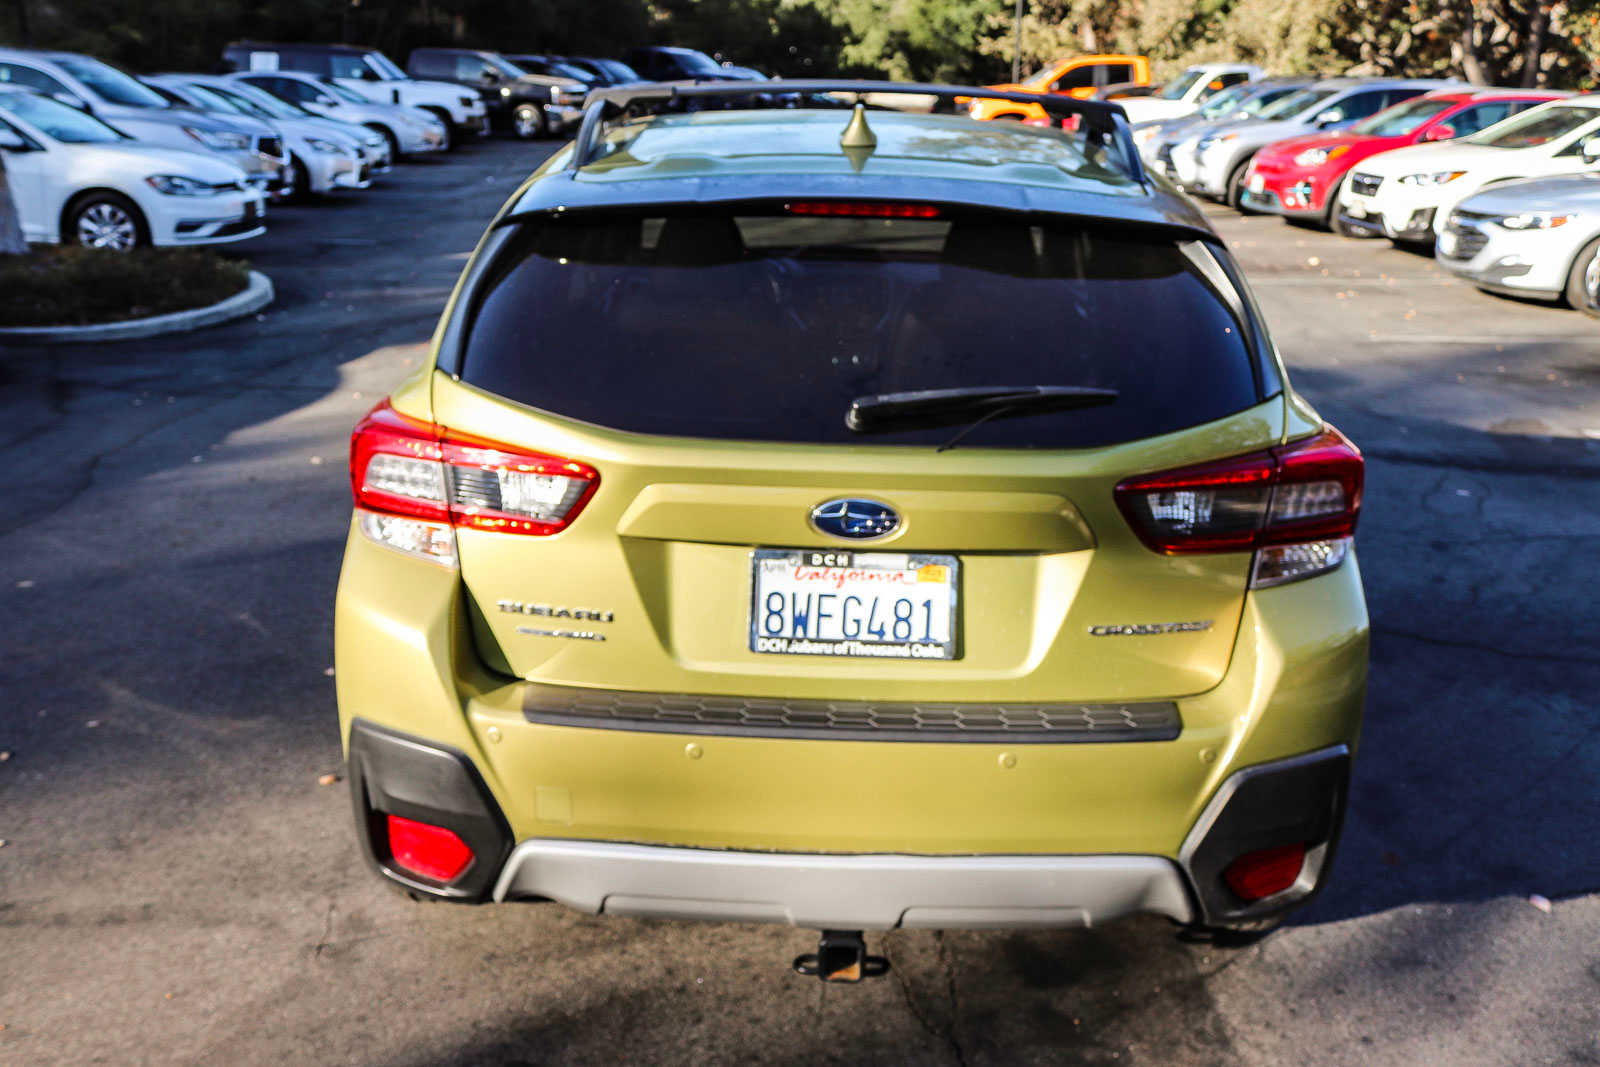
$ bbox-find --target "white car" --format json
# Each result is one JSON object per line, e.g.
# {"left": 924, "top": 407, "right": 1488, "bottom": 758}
{"left": 1116, "top": 64, "right": 1260, "bottom": 126}
{"left": 0, "top": 87, "right": 265, "bottom": 249}
{"left": 228, "top": 71, "right": 446, "bottom": 157}
{"left": 1437, "top": 174, "right": 1600, "bottom": 316}
{"left": 0, "top": 48, "right": 284, "bottom": 195}
{"left": 222, "top": 43, "right": 487, "bottom": 149}
{"left": 1336, "top": 95, "right": 1600, "bottom": 243}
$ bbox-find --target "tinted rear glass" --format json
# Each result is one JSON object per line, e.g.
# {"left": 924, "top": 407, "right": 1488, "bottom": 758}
{"left": 458, "top": 209, "right": 1261, "bottom": 450}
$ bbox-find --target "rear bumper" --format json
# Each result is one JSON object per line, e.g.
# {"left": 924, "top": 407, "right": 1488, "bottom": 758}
{"left": 336, "top": 517, "right": 1367, "bottom": 930}
{"left": 348, "top": 709, "right": 1351, "bottom": 928}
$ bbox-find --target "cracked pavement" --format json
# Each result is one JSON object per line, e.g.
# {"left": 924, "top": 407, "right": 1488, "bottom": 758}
{"left": 0, "top": 140, "right": 1597, "bottom": 1065}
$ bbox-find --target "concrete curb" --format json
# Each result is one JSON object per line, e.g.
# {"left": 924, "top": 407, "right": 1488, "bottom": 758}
{"left": 0, "top": 270, "right": 274, "bottom": 345}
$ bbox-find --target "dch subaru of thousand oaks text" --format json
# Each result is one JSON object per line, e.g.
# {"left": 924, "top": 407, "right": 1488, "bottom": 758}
{"left": 334, "top": 80, "right": 1368, "bottom": 980}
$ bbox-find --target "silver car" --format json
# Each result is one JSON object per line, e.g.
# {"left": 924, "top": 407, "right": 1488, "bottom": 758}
{"left": 1135, "top": 79, "right": 1314, "bottom": 179}
{"left": 230, "top": 71, "right": 446, "bottom": 157}
{"left": 213, "top": 75, "right": 394, "bottom": 175}
{"left": 0, "top": 47, "right": 284, "bottom": 195}
{"left": 1437, "top": 173, "right": 1600, "bottom": 317}
{"left": 141, "top": 77, "right": 293, "bottom": 199}
{"left": 158, "top": 74, "right": 370, "bottom": 197}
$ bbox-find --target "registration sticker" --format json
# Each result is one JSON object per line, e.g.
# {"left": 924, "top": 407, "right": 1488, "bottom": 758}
{"left": 749, "top": 549, "right": 959, "bottom": 660}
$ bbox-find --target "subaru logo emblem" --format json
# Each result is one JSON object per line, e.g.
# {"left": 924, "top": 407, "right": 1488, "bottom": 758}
{"left": 810, "top": 498, "right": 901, "bottom": 541}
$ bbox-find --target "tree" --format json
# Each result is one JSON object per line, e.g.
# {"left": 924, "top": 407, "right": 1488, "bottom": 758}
{"left": 0, "top": 155, "right": 27, "bottom": 256}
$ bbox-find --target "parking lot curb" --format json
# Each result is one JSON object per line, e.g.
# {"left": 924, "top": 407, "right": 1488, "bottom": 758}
{"left": 0, "top": 270, "right": 275, "bottom": 345}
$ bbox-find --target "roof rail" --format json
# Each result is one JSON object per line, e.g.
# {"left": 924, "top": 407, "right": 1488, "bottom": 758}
{"left": 566, "top": 79, "right": 1147, "bottom": 186}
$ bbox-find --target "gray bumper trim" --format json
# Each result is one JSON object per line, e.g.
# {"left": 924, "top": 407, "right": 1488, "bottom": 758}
{"left": 492, "top": 840, "right": 1195, "bottom": 930}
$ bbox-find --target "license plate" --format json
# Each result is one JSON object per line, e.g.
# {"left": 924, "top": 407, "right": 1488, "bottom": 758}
{"left": 1346, "top": 202, "right": 1367, "bottom": 219}
{"left": 1437, "top": 232, "right": 1457, "bottom": 255}
{"left": 749, "top": 549, "right": 959, "bottom": 660}
{"left": 1248, "top": 173, "right": 1265, "bottom": 193}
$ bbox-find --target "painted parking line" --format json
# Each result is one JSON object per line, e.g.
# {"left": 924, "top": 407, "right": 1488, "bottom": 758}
{"left": 1363, "top": 334, "right": 1598, "bottom": 344}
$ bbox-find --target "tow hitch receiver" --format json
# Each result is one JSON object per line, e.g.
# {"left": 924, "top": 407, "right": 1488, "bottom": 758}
{"left": 793, "top": 930, "right": 890, "bottom": 983}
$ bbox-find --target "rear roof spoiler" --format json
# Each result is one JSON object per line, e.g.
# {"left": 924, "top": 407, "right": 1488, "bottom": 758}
{"left": 567, "top": 79, "right": 1147, "bottom": 187}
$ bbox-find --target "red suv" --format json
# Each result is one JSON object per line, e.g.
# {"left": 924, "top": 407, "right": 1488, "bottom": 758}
{"left": 1242, "top": 89, "right": 1566, "bottom": 232}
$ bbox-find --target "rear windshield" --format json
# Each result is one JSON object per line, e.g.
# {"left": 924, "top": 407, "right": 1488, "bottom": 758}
{"left": 457, "top": 209, "right": 1263, "bottom": 450}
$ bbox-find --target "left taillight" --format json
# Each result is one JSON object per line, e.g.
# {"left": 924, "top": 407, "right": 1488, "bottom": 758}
{"left": 1114, "top": 426, "right": 1363, "bottom": 588}
{"left": 348, "top": 399, "right": 599, "bottom": 565}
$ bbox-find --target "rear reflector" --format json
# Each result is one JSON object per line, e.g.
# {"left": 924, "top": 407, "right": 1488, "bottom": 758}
{"left": 1222, "top": 842, "right": 1307, "bottom": 901}
{"left": 1114, "top": 426, "right": 1363, "bottom": 586}
{"left": 386, "top": 814, "right": 474, "bottom": 883}
{"left": 349, "top": 400, "right": 599, "bottom": 558}
{"left": 786, "top": 201, "right": 941, "bottom": 219}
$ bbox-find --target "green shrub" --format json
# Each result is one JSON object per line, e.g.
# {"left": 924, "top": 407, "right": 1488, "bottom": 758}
{"left": 0, "top": 247, "right": 252, "bottom": 328}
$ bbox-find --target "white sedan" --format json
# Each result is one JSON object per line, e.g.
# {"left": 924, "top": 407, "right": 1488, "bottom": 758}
{"left": 1335, "top": 95, "right": 1600, "bottom": 244}
{"left": 0, "top": 87, "right": 264, "bottom": 249}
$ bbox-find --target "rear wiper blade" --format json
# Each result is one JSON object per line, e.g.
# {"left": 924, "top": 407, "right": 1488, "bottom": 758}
{"left": 845, "top": 385, "right": 1118, "bottom": 445}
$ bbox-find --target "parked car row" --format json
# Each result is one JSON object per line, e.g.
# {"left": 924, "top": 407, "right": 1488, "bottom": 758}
{"left": 0, "top": 43, "right": 551, "bottom": 251}
{"left": 1131, "top": 73, "right": 1600, "bottom": 318}
{"left": 218, "top": 42, "right": 770, "bottom": 142}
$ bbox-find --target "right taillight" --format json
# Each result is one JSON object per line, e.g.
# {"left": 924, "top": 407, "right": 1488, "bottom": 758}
{"left": 348, "top": 399, "right": 599, "bottom": 565}
{"left": 1115, "top": 426, "right": 1363, "bottom": 588}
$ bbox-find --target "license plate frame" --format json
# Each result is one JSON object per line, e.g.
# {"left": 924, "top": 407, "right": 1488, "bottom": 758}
{"left": 748, "top": 548, "right": 961, "bottom": 660}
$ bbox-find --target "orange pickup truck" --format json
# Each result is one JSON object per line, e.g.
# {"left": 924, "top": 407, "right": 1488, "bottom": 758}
{"left": 968, "top": 55, "right": 1152, "bottom": 123}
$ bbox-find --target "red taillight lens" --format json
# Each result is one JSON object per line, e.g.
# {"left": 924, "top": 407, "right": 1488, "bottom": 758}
{"left": 349, "top": 399, "right": 599, "bottom": 539}
{"left": 350, "top": 401, "right": 449, "bottom": 522}
{"left": 1222, "top": 842, "right": 1306, "bottom": 901}
{"left": 786, "top": 201, "right": 942, "bottom": 219}
{"left": 385, "top": 814, "right": 474, "bottom": 883}
{"left": 1115, "top": 427, "right": 1363, "bottom": 556}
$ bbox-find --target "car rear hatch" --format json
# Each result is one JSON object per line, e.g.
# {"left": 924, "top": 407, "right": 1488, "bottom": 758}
{"left": 419, "top": 202, "right": 1285, "bottom": 708}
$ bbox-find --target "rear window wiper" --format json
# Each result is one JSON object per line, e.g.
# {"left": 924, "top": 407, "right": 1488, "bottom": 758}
{"left": 846, "top": 386, "right": 1118, "bottom": 451}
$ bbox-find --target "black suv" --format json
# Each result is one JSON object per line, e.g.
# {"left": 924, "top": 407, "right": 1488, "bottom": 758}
{"left": 407, "top": 48, "right": 585, "bottom": 139}
{"left": 621, "top": 46, "right": 764, "bottom": 83}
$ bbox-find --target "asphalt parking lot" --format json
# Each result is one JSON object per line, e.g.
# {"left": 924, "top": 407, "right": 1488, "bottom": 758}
{"left": 1, "top": 136, "right": 1596, "bottom": 1066}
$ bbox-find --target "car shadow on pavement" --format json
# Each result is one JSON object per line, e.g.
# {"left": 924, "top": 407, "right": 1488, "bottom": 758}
{"left": 1277, "top": 357, "right": 1600, "bottom": 929}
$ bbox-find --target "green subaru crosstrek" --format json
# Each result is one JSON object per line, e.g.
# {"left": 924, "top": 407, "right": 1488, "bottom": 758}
{"left": 335, "top": 81, "right": 1367, "bottom": 979}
